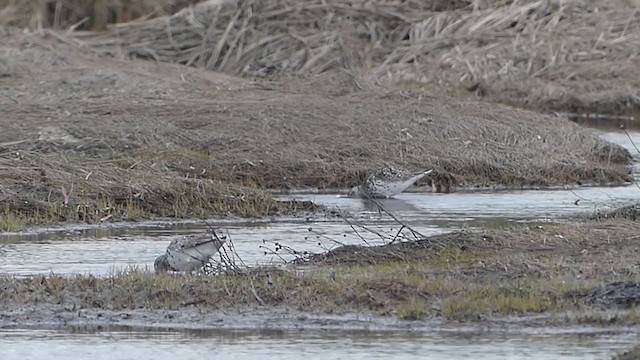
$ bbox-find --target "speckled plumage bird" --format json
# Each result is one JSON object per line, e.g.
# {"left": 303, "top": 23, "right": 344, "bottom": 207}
{"left": 349, "top": 167, "right": 433, "bottom": 199}
{"left": 154, "top": 233, "right": 226, "bottom": 273}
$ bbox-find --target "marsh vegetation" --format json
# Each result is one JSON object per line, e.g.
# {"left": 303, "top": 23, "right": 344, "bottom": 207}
{"left": 1, "top": 3, "right": 640, "bottom": 357}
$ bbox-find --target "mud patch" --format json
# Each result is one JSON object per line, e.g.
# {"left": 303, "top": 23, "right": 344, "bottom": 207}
{"left": 571, "top": 282, "right": 640, "bottom": 310}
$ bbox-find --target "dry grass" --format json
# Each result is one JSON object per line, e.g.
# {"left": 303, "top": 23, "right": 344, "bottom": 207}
{"left": 0, "top": 0, "right": 205, "bottom": 30}
{"left": 2, "top": 219, "right": 640, "bottom": 322}
{"left": 591, "top": 203, "right": 640, "bottom": 221}
{"left": 56, "top": 0, "right": 640, "bottom": 113}
{"left": 614, "top": 344, "right": 640, "bottom": 360}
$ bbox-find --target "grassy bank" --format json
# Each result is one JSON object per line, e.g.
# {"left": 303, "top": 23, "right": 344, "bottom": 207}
{"left": 2, "top": 219, "right": 640, "bottom": 324}
{"left": 0, "top": 2, "right": 636, "bottom": 230}
{"left": 0, "top": 26, "right": 633, "bottom": 229}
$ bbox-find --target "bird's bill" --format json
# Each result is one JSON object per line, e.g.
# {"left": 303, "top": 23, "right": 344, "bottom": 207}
{"left": 191, "top": 236, "right": 227, "bottom": 247}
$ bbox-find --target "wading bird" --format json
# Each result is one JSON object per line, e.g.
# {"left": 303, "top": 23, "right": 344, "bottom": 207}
{"left": 154, "top": 233, "right": 226, "bottom": 273}
{"left": 349, "top": 167, "right": 433, "bottom": 199}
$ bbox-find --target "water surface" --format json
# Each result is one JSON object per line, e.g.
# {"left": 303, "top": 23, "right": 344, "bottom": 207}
{"left": 0, "top": 327, "right": 636, "bottom": 360}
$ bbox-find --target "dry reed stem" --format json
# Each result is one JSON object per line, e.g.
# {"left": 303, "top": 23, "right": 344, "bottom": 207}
{"left": 55, "top": 0, "right": 640, "bottom": 113}
{"left": 0, "top": 0, "right": 206, "bottom": 30}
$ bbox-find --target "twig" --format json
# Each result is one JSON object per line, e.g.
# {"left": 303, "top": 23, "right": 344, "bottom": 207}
{"left": 259, "top": 244, "right": 290, "bottom": 263}
{"left": 621, "top": 127, "right": 640, "bottom": 192}
{"left": 336, "top": 205, "right": 371, "bottom": 246}
{"left": 249, "top": 277, "right": 266, "bottom": 306}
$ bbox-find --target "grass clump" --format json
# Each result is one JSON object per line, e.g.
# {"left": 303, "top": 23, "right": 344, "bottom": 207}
{"left": 440, "top": 286, "right": 553, "bottom": 319}
{"left": 0, "top": 155, "right": 321, "bottom": 231}
{"left": 0, "top": 259, "right": 607, "bottom": 321}
{"left": 0, "top": 205, "right": 27, "bottom": 231}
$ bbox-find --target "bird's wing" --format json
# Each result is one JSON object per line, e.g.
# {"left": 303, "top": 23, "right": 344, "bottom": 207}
{"left": 166, "top": 235, "right": 227, "bottom": 270}
{"left": 184, "top": 239, "right": 225, "bottom": 259}
{"left": 181, "top": 235, "right": 226, "bottom": 257}
{"left": 178, "top": 235, "right": 226, "bottom": 259}
{"left": 368, "top": 170, "right": 432, "bottom": 198}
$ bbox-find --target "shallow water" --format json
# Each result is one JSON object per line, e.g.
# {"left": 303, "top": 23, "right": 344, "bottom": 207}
{"left": 0, "top": 130, "right": 640, "bottom": 276}
{"left": 3, "top": 186, "right": 640, "bottom": 275}
{"left": 0, "top": 222, "right": 450, "bottom": 275}
{"left": 0, "top": 327, "right": 637, "bottom": 360}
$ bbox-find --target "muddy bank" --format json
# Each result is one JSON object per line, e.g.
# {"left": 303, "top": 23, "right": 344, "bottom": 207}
{"left": 0, "top": 306, "right": 442, "bottom": 333}
{"left": 2, "top": 219, "right": 640, "bottom": 330}
{"left": 1, "top": 305, "right": 639, "bottom": 335}
{"left": 0, "top": 28, "right": 632, "bottom": 229}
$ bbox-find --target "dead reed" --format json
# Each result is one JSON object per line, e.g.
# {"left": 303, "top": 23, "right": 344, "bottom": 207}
{"left": 0, "top": 0, "right": 205, "bottom": 30}
{"left": 59, "top": 0, "right": 640, "bottom": 113}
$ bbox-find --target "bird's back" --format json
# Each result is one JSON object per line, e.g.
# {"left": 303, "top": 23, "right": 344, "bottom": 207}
{"left": 363, "top": 168, "right": 432, "bottom": 198}
{"left": 166, "top": 234, "right": 226, "bottom": 272}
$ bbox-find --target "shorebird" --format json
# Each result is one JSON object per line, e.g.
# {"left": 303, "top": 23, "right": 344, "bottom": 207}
{"left": 154, "top": 233, "right": 227, "bottom": 273}
{"left": 349, "top": 167, "right": 433, "bottom": 199}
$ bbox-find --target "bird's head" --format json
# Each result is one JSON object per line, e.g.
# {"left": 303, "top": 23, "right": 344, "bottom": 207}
{"left": 154, "top": 254, "right": 172, "bottom": 273}
{"left": 348, "top": 186, "right": 362, "bottom": 197}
